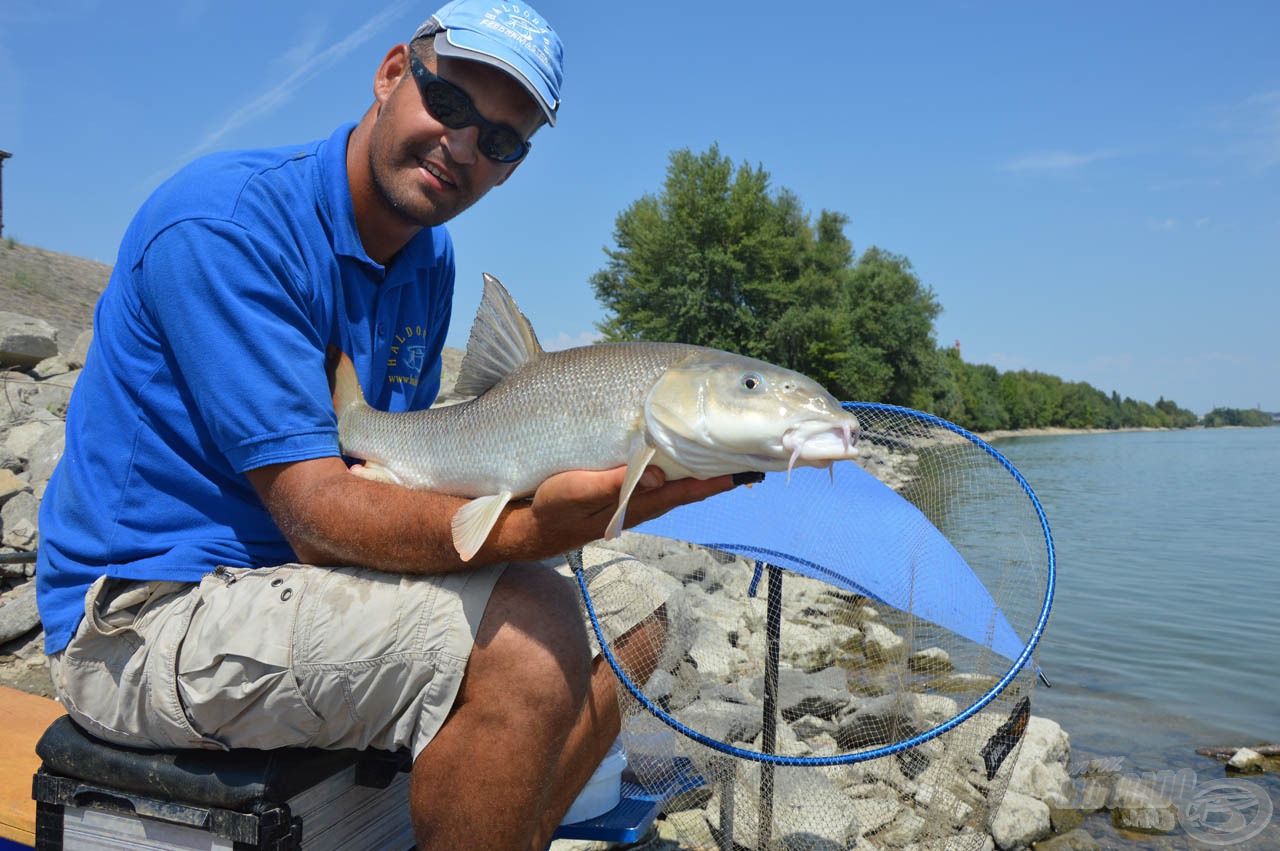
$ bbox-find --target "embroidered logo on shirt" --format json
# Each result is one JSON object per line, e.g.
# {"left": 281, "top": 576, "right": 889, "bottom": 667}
{"left": 387, "top": 325, "right": 430, "bottom": 386}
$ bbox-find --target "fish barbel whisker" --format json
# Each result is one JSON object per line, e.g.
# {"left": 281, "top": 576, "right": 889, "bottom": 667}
{"left": 787, "top": 439, "right": 805, "bottom": 484}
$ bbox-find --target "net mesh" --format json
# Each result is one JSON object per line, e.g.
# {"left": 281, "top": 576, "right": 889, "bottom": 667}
{"left": 576, "top": 404, "right": 1053, "bottom": 851}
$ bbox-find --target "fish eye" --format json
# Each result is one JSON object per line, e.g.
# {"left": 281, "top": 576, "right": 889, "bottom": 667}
{"left": 741, "top": 373, "right": 763, "bottom": 391}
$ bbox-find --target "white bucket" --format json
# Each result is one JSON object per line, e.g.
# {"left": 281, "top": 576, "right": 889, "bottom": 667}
{"left": 560, "top": 741, "right": 628, "bottom": 824}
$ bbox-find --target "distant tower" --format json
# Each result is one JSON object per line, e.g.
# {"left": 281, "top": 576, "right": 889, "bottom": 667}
{"left": 0, "top": 150, "right": 10, "bottom": 239}
{"left": 954, "top": 339, "right": 961, "bottom": 357}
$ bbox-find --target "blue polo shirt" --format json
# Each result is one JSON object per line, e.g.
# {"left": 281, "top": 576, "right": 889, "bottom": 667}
{"left": 37, "top": 123, "right": 455, "bottom": 654}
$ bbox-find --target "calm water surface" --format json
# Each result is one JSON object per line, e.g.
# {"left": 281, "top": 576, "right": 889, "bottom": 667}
{"left": 992, "top": 427, "right": 1279, "bottom": 764}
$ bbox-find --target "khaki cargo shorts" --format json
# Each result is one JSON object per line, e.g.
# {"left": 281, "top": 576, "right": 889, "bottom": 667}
{"left": 50, "top": 545, "right": 676, "bottom": 760}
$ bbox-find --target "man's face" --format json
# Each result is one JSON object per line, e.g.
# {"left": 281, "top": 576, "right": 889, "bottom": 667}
{"left": 366, "top": 49, "right": 543, "bottom": 229}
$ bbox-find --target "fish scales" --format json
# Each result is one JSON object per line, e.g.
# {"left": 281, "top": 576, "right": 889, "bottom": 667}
{"left": 339, "top": 342, "right": 704, "bottom": 497}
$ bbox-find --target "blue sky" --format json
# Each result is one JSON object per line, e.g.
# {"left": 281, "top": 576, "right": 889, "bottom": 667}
{"left": 1, "top": 1, "right": 1276, "bottom": 414}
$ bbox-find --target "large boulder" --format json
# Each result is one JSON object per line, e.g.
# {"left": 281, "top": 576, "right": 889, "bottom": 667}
{"left": 0, "top": 313, "right": 58, "bottom": 368}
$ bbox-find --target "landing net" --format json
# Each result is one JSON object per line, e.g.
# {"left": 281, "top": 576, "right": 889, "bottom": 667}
{"left": 573, "top": 403, "right": 1054, "bottom": 851}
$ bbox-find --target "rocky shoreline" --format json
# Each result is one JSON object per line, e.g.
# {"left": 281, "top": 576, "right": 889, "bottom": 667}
{"left": 0, "top": 283, "right": 1266, "bottom": 848}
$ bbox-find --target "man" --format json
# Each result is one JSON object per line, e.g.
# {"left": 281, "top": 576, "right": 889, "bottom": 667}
{"left": 35, "top": 3, "right": 736, "bottom": 848}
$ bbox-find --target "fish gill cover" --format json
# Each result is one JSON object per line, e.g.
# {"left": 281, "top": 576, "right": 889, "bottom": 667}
{"left": 573, "top": 403, "right": 1054, "bottom": 850}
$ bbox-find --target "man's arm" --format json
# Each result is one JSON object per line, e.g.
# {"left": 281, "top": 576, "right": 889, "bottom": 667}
{"left": 246, "top": 457, "right": 736, "bottom": 574}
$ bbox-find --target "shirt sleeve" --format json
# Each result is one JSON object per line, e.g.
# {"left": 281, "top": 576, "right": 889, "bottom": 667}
{"left": 135, "top": 218, "right": 341, "bottom": 473}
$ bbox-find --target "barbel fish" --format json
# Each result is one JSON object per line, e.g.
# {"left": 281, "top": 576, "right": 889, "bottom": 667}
{"left": 331, "top": 274, "right": 862, "bottom": 560}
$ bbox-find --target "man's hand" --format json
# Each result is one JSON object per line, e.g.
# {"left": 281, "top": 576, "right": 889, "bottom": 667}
{"left": 521, "top": 465, "right": 738, "bottom": 549}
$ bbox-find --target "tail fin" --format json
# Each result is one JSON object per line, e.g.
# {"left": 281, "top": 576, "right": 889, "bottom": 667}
{"left": 328, "top": 347, "right": 368, "bottom": 418}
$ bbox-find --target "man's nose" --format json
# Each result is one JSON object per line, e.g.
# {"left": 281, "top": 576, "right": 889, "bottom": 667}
{"left": 441, "top": 124, "right": 479, "bottom": 166}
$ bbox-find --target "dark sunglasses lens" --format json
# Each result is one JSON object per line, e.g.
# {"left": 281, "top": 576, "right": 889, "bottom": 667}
{"left": 479, "top": 128, "right": 526, "bottom": 163}
{"left": 425, "top": 84, "right": 473, "bottom": 128}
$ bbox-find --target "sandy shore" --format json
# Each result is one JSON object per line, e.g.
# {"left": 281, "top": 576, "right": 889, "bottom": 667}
{"left": 977, "top": 425, "right": 1180, "bottom": 442}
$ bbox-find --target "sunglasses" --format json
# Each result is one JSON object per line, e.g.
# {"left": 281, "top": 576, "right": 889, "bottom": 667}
{"left": 409, "top": 54, "right": 532, "bottom": 164}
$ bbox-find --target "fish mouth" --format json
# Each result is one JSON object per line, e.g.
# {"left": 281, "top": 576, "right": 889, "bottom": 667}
{"left": 781, "top": 419, "right": 861, "bottom": 477}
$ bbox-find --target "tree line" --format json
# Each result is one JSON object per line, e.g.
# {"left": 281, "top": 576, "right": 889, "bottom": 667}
{"left": 590, "top": 146, "right": 1260, "bottom": 432}
{"left": 1202, "top": 408, "right": 1274, "bottom": 428}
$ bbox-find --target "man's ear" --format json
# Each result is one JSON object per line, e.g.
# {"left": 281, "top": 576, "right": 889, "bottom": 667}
{"left": 373, "top": 44, "right": 411, "bottom": 105}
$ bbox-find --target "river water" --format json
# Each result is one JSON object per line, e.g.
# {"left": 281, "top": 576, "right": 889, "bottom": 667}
{"left": 990, "top": 428, "right": 1278, "bottom": 788}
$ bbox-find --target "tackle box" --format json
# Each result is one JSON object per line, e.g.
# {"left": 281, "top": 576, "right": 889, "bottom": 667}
{"left": 31, "top": 716, "right": 414, "bottom": 850}
{"left": 30, "top": 715, "right": 685, "bottom": 850}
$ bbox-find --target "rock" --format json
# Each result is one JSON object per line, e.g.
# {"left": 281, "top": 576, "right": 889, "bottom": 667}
{"left": 67, "top": 329, "right": 93, "bottom": 369}
{"left": 0, "top": 444, "right": 20, "bottom": 472}
{"left": 25, "top": 420, "right": 65, "bottom": 494}
{"left": 1032, "top": 829, "right": 1100, "bottom": 851}
{"left": 686, "top": 619, "right": 745, "bottom": 680}
{"left": 21, "top": 369, "right": 79, "bottom": 419}
{"left": 915, "top": 693, "right": 960, "bottom": 727}
{"left": 848, "top": 795, "right": 899, "bottom": 837}
{"left": 1107, "top": 775, "right": 1177, "bottom": 834}
{"left": 791, "top": 714, "right": 839, "bottom": 741}
{"left": 32, "top": 355, "right": 72, "bottom": 379}
{"left": 1073, "top": 770, "right": 1116, "bottom": 812}
{"left": 0, "top": 578, "right": 40, "bottom": 644}
{"left": 907, "top": 829, "right": 995, "bottom": 851}
{"left": 0, "top": 469, "right": 28, "bottom": 507}
{"left": 926, "top": 672, "right": 1001, "bottom": 693}
{"left": 655, "top": 809, "right": 715, "bottom": 848}
{"left": 1227, "top": 747, "right": 1265, "bottom": 774}
{"left": 1048, "top": 804, "right": 1085, "bottom": 833}
{"left": 915, "top": 780, "right": 975, "bottom": 829}
{"left": 909, "top": 647, "right": 953, "bottom": 674}
{"left": 0, "top": 312, "right": 59, "bottom": 368}
{"left": 5, "top": 420, "right": 55, "bottom": 462}
{"left": 1, "top": 491, "right": 40, "bottom": 550}
{"left": 990, "top": 789, "right": 1051, "bottom": 850}
{"left": 861, "top": 621, "right": 907, "bottom": 663}
{"left": 706, "top": 766, "right": 858, "bottom": 849}
{"left": 876, "top": 809, "right": 927, "bottom": 847}
{"left": 677, "top": 698, "right": 764, "bottom": 745}
{"left": 837, "top": 694, "right": 918, "bottom": 750}
{"left": 749, "top": 666, "right": 852, "bottom": 721}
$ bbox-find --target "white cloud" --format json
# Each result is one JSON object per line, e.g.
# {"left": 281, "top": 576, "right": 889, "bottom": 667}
{"left": 142, "top": 0, "right": 412, "bottom": 188}
{"left": 543, "top": 330, "right": 604, "bottom": 351}
{"left": 1002, "top": 149, "right": 1117, "bottom": 174}
{"left": 1147, "top": 218, "right": 1178, "bottom": 231}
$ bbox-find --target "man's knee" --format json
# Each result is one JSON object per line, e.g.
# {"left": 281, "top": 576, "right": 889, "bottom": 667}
{"left": 462, "top": 564, "right": 593, "bottom": 716}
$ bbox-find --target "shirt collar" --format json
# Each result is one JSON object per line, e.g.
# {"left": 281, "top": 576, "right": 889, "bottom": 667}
{"left": 318, "top": 122, "right": 380, "bottom": 268}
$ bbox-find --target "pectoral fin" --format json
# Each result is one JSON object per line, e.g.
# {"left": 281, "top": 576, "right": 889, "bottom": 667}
{"left": 350, "top": 462, "right": 402, "bottom": 485}
{"left": 451, "top": 491, "right": 513, "bottom": 562}
{"left": 604, "top": 438, "right": 657, "bottom": 540}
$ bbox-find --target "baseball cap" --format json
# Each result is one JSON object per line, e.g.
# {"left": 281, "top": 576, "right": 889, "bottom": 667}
{"left": 413, "top": 1, "right": 564, "bottom": 126}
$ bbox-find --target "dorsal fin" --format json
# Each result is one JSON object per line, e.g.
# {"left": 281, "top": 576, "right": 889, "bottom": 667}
{"left": 454, "top": 274, "right": 544, "bottom": 397}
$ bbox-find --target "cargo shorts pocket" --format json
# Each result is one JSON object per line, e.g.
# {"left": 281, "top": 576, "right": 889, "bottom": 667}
{"left": 176, "top": 565, "right": 324, "bottom": 750}
{"left": 55, "top": 576, "right": 204, "bottom": 749}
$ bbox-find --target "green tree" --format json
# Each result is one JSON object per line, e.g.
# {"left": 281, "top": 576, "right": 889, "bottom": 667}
{"left": 591, "top": 145, "right": 943, "bottom": 406}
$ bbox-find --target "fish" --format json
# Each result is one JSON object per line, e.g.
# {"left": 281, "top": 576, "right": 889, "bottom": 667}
{"left": 330, "top": 274, "right": 862, "bottom": 561}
